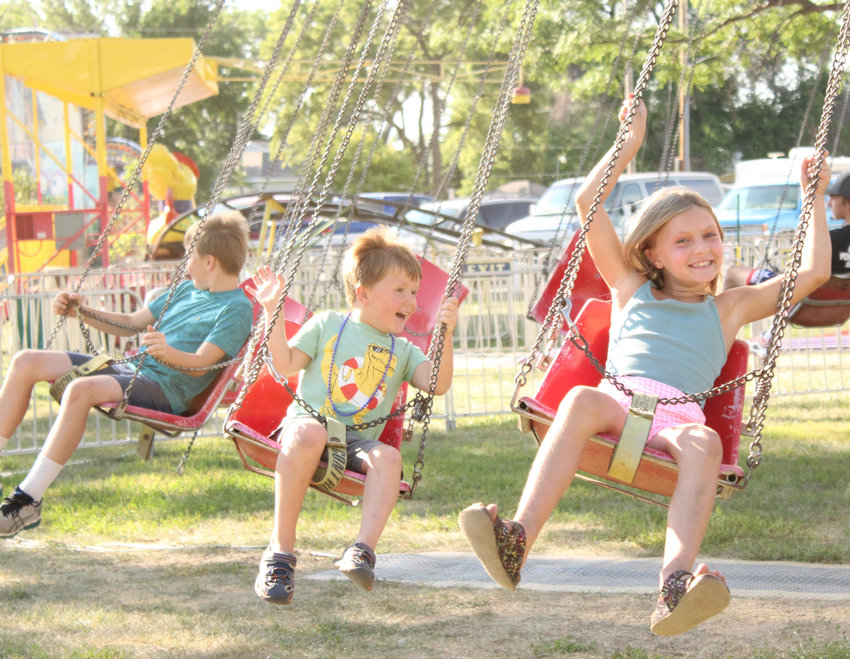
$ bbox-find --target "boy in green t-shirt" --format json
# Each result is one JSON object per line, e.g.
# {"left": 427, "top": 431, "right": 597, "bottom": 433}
{"left": 248, "top": 227, "right": 459, "bottom": 604}
{"left": 0, "top": 211, "right": 253, "bottom": 538}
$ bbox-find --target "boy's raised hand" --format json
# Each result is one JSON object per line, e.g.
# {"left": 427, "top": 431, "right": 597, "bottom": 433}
{"left": 247, "top": 266, "right": 287, "bottom": 317}
{"left": 438, "top": 295, "right": 460, "bottom": 334}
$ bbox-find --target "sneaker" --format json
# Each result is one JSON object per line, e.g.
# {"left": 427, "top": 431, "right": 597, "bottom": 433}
{"left": 0, "top": 488, "right": 42, "bottom": 538}
{"left": 336, "top": 542, "right": 376, "bottom": 591}
{"left": 254, "top": 549, "right": 297, "bottom": 605}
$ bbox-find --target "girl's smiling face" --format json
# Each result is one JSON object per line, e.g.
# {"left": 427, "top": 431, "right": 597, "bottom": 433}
{"left": 644, "top": 206, "right": 724, "bottom": 291}
{"left": 355, "top": 267, "right": 420, "bottom": 334}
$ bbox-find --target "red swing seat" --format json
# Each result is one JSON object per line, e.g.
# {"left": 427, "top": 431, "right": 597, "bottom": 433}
{"left": 787, "top": 273, "right": 850, "bottom": 328}
{"left": 528, "top": 231, "right": 612, "bottom": 326}
{"left": 514, "top": 297, "right": 749, "bottom": 502}
{"left": 223, "top": 256, "right": 466, "bottom": 503}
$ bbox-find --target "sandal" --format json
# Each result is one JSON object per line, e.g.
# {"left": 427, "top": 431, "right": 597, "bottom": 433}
{"left": 458, "top": 503, "right": 526, "bottom": 591}
{"left": 650, "top": 569, "right": 730, "bottom": 636}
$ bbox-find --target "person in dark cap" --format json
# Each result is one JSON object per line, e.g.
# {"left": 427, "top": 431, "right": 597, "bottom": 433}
{"left": 724, "top": 170, "right": 850, "bottom": 289}
{"left": 825, "top": 171, "right": 850, "bottom": 274}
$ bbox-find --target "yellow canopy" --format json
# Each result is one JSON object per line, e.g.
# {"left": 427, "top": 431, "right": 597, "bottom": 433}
{"left": 0, "top": 38, "right": 218, "bottom": 127}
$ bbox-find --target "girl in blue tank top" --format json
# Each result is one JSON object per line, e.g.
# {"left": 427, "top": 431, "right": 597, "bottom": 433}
{"left": 460, "top": 96, "right": 833, "bottom": 636}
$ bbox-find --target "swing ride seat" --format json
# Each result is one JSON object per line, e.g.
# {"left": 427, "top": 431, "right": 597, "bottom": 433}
{"left": 787, "top": 273, "right": 850, "bottom": 328}
{"left": 223, "top": 376, "right": 410, "bottom": 502}
{"left": 513, "top": 297, "right": 749, "bottom": 503}
{"left": 402, "top": 256, "right": 469, "bottom": 353}
{"left": 528, "top": 230, "right": 611, "bottom": 326}
{"left": 223, "top": 256, "right": 466, "bottom": 503}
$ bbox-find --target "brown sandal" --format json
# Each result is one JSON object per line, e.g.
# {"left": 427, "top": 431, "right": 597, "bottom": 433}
{"left": 458, "top": 503, "right": 526, "bottom": 591}
{"left": 650, "top": 569, "right": 730, "bottom": 636}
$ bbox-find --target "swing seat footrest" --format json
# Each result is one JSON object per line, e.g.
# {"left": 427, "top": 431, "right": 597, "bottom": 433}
{"left": 513, "top": 395, "right": 745, "bottom": 500}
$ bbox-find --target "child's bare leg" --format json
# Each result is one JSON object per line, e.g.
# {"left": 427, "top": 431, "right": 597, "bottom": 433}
{"left": 459, "top": 386, "right": 627, "bottom": 590}
{"left": 37, "top": 375, "right": 124, "bottom": 465}
{"left": 356, "top": 443, "right": 402, "bottom": 549}
{"left": 270, "top": 419, "right": 326, "bottom": 553}
{"left": 0, "top": 350, "right": 73, "bottom": 440}
{"left": 648, "top": 424, "right": 723, "bottom": 587}
{"left": 513, "top": 386, "right": 627, "bottom": 552}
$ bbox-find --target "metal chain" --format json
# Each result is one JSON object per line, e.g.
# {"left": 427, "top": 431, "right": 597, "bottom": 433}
{"left": 113, "top": 10, "right": 298, "bottom": 414}
{"left": 232, "top": 0, "right": 400, "bottom": 417}
{"left": 232, "top": 0, "right": 375, "bottom": 418}
{"left": 305, "top": 0, "right": 411, "bottom": 309}
{"left": 515, "top": 0, "right": 680, "bottom": 395}
{"left": 531, "top": 11, "right": 644, "bottom": 306}
{"left": 740, "top": 0, "right": 850, "bottom": 484}
{"left": 72, "top": 303, "right": 240, "bottom": 372}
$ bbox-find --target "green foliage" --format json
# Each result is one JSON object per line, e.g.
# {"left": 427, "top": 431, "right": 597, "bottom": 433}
{"left": 3, "top": 0, "right": 848, "bottom": 206}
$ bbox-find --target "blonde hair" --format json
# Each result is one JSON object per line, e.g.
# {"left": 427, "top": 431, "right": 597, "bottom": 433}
{"left": 622, "top": 186, "right": 725, "bottom": 295}
{"left": 342, "top": 227, "right": 422, "bottom": 305}
{"left": 184, "top": 210, "right": 249, "bottom": 276}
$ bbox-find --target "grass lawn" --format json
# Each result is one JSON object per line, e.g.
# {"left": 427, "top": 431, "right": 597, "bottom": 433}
{"left": 1, "top": 395, "right": 849, "bottom": 657}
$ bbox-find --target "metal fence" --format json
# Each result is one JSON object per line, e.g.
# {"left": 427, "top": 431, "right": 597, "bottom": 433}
{"left": 1, "top": 242, "right": 847, "bottom": 456}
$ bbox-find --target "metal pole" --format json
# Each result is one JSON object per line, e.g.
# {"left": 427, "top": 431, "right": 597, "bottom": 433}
{"left": 678, "top": 0, "right": 690, "bottom": 171}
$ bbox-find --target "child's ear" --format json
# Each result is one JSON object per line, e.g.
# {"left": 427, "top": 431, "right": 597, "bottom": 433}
{"left": 355, "top": 284, "right": 369, "bottom": 305}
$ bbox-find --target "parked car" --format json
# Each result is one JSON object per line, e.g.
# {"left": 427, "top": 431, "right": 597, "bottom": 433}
{"left": 715, "top": 180, "right": 842, "bottom": 241}
{"left": 504, "top": 172, "right": 725, "bottom": 245}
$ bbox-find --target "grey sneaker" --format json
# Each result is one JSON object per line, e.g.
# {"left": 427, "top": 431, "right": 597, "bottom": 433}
{"left": 0, "top": 488, "right": 41, "bottom": 538}
{"left": 336, "top": 542, "right": 376, "bottom": 591}
{"left": 254, "top": 549, "right": 297, "bottom": 604}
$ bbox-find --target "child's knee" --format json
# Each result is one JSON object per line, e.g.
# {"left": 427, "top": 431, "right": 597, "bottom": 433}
{"left": 681, "top": 425, "right": 722, "bottom": 463}
{"left": 279, "top": 421, "right": 327, "bottom": 455}
{"left": 366, "top": 443, "right": 401, "bottom": 472}
{"left": 10, "top": 349, "right": 43, "bottom": 373}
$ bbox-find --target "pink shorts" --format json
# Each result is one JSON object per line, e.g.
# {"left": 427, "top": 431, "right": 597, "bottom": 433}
{"left": 598, "top": 376, "right": 706, "bottom": 440}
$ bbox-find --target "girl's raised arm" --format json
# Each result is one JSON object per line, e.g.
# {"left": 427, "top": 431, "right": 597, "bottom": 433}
{"left": 717, "top": 155, "right": 832, "bottom": 335}
{"left": 575, "top": 98, "right": 647, "bottom": 300}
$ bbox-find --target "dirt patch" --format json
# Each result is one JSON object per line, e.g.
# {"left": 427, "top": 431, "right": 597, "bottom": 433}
{"left": 1, "top": 543, "right": 847, "bottom": 658}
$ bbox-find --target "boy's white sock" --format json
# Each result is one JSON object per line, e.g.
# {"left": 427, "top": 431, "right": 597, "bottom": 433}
{"left": 18, "top": 454, "right": 64, "bottom": 502}
{"left": 0, "top": 435, "right": 9, "bottom": 453}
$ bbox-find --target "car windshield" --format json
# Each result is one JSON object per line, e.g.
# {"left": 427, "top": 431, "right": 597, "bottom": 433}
{"left": 533, "top": 181, "right": 583, "bottom": 215}
{"left": 719, "top": 184, "right": 800, "bottom": 212}
{"left": 404, "top": 202, "right": 465, "bottom": 227}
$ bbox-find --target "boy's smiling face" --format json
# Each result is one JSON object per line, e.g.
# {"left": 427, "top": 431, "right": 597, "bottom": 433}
{"left": 355, "top": 267, "right": 420, "bottom": 334}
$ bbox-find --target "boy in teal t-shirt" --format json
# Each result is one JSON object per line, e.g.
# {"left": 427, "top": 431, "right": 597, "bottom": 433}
{"left": 248, "top": 227, "right": 459, "bottom": 604}
{"left": 0, "top": 211, "right": 253, "bottom": 538}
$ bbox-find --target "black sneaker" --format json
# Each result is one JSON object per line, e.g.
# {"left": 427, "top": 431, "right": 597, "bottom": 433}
{"left": 335, "top": 542, "right": 376, "bottom": 591}
{"left": 0, "top": 488, "right": 42, "bottom": 538}
{"left": 254, "top": 549, "right": 297, "bottom": 604}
